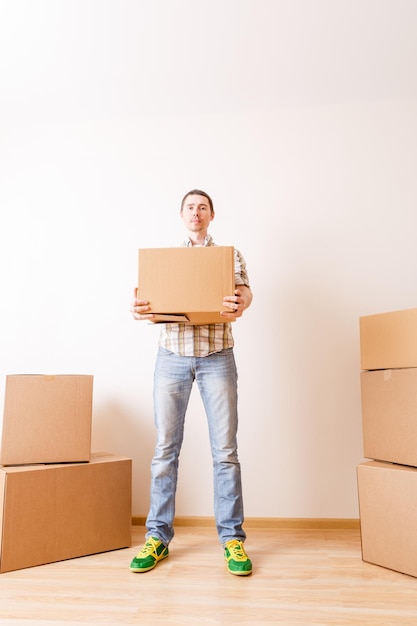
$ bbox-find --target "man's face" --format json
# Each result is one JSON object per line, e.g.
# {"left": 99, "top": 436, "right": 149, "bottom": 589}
{"left": 180, "top": 194, "right": 214, "bottom": 233}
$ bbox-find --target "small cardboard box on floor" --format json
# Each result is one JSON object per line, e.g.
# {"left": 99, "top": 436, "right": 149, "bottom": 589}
{"left": 357, "top": 461, "right": 417, "bottom": 578}
{"left": 1, "top": 374, "right": 93, "bottom": 466}
{"left": 138, "top": 246, "right": 235, "bottom": 324}
{"left": 0, "top": 453, "right": 132, "bottom": 573}
{"left": 359, "top": 307, "right": 417, "bottom": 370}
{"left": 361, "top": 367, "right": 417, "bottom": 466}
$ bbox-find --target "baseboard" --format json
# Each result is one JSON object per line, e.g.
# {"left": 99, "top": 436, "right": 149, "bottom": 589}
{"left": 131, "top": 516, "right": 360, "bottom": 530}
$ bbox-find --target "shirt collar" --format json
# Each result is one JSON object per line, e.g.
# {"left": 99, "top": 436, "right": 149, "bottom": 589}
{"left": 183, "top": 234, "right": 214, "bottom": 247}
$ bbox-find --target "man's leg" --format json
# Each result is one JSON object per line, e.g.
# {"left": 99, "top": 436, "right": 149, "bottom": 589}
{"left": 195, "top": 348, "right": 246, "bottom": 545}
{"left": 146, "top": 348, "right": 194, "bottom": 546}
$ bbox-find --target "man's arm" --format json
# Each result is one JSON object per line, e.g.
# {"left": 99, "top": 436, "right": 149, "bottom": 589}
{"left": 221, "top": 285, "right": 253, "bottom": 319}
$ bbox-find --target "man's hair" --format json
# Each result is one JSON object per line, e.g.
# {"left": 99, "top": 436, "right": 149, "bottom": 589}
{"left": 180, "top": 189, "right": 214, "bottom": 214}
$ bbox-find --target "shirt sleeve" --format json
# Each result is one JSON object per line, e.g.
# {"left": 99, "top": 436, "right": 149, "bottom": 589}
{"left": 234, "top": 248, "right": 250, "bottom": 287}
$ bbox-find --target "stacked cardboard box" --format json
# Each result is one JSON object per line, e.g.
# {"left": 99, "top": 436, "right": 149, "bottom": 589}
{"left": 0, "top": 375, "right": 132, "bottom": 573}
{"left": 358, "top": 308, "right": 417, "bottom": 577}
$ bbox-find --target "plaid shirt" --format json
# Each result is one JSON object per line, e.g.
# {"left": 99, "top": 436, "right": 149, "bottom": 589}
{"left": 158, "top": 235, "right": 250, "bottom": 357}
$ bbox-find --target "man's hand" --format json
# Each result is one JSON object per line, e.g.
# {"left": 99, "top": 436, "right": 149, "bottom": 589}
{"left": 221, "top": 286, "right": 253, "bottom": 319}
{"left": 130, "top": 288, "right": 155, "bottom": 320}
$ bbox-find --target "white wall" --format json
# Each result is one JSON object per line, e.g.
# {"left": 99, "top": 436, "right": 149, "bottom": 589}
{"left": 1, "top": 0, "right": 417, "bottom": 519}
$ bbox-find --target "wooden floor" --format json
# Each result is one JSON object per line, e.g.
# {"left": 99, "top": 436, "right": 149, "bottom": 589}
{"left": 2, "top": 525, "right": 417, "bottom": 625}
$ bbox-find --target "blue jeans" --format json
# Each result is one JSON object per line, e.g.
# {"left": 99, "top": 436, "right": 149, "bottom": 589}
{"left": 146, "top": 346, "right": 246, "bottom": 546}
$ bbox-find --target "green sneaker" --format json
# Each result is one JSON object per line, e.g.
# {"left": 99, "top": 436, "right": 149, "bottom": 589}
{"left": 224, "top": 539, "right": 252, "bottom": 576}
{"left": 130, "top": 536, "right": 169, "bottom": 573}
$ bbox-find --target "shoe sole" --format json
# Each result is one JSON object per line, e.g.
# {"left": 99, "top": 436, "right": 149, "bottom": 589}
{"left": 227, "top": 567, "right": 252, "bottom": 576}
{"left": 130, "top": 552, "right": 169, "bottom": 573}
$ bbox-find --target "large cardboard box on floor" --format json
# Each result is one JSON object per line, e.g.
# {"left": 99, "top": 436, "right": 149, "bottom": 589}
{"left": 361, "top": 368, "right": 417, "bottom": 466}
{"left": 1, "top": 374, "right": 93, "bottom": 465}
{"left": 357, "top": 461, "right": 417, "bottom": 578}
{"left": 138, "top": 246, "right": 235, "bottom": 324}
{"left": 0, "top": 453, "right": 132, "bottom": 573}
{"left": 359, "top": 307, "right": 417, "bottom": 370}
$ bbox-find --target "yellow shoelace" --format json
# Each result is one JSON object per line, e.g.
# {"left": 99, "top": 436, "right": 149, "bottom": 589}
{"left": 137, "top": 538, "right": 159, "bottom": 558}
{"left": 226, "top": 540, "right": 248, "bottom": 561}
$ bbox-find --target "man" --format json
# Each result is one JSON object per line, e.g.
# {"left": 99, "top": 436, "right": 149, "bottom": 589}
{"left": 130, "top": 189, "right": 253, "bottom": 576}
